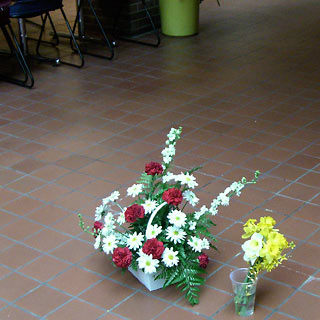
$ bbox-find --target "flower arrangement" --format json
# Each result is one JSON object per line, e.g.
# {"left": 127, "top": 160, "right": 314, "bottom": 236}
{"left": 79, "top": 127, "right": 260, "bottom": 305}
{"left": 233, "top": 217, "right": 295, "bottom": 316}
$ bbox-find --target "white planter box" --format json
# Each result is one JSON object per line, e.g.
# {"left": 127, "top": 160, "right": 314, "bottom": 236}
{"left": 128, "top": 267, "right": 165, "bottom": 291}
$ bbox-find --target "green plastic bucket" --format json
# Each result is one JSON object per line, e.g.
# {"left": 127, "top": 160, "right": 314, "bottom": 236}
{"left": 159, "top": 0, "right": 199, "bottom": 37}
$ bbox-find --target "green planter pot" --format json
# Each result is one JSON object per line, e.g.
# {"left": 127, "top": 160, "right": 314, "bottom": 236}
{"left": 159, "top": 0, "right": 199, "bottom": 37}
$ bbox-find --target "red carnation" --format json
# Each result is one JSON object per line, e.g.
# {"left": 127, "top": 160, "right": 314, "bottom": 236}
{"left": 112, "top": 247, "right": 132, "bottom": 268}
{"left": 198, "top": 253, "right": 209, "bottom": 269}
{"left": 142, "top": 238, "right": 165, "bottom": 260}
{"left": 162, "top": 188, "right": 183, "bottom": 206}
{"left": 92, "top": 221, "right": 103, "bottom": 237}
{"left": 145, "top": 161, "right": 163, "bottom": 176}
{"left": 124, "top": 204, "right": 145, "bottom": 223}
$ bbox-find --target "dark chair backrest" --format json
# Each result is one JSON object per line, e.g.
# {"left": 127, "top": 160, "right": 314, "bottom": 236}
{"left": 0, "top": 0, "right": 11, "bottom": 26}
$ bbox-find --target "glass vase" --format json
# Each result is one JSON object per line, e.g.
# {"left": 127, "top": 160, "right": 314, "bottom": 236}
{"left": 229, "top": 268, "right": 258, "bottom": 317}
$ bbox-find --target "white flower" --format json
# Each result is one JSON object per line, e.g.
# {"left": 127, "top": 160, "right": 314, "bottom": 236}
{"left": 165, "top": 226, "right": 186, "bottom": 244}
{"left": 168, "top": 209, "right": 187, "bottom": 228}
{"left": 102, "top": 235, "right": 118, "bottom": 254}
{"left": 209, "top": 207, "right": 218, "bottom": 216}
{"left": 117, "top": 211, "right": 125, "bottom": 225}
{"left": 94, "top": 235, "right": 101, "bottom": 250}
{"left": 143, "top": 199, "right": 158, "bottom": 214}
{"left": 218, "top": 193, "right": 229, "bottom": 206}
{"left": 163, "top": 155, "right": 172, "bottom": 164}
{"left": 101, "top": 223, "right": 115, "bottom": 237}
{"left": 194, "top": 205, "right": 208, "bottom": 220}
{"left": 201, "top": 238, "right": 210, "bottom": 250}
{"left": 162, "top": 247, "right": 179, "bottom": 267}
{"left": 189, "top": 221, "right": 197, "bottom": 231}
{"left": 127, "top": 184, "right": 143, "bottom": 197}
{"left": 109, "top": 191, "right": 120, "bottom": 201}
{"left": 95, "top": 205, "right": 104, "bottom": 221}
{"left": 127, "top": 232, "right": 144, "bottom": 250}
{"left": 187, "top": 236, "right": 203, "bottom": 252}
{"left": 242, "top": 233, "right": 264, "bottom": 265}
{"left": 104, "top": 212, "right": 114, "bottom": 225}
{"left": 162, "top": 144, "right": 175, "bottom": 157}
{"left": 102, "top": 191, "right": 120, "bottom": 206}
{"left": 137, "top": 252, "right": 159, "bottom": 274}
{"left": 183, "top": 190, "right": 199, "bottom": 207}
{"left": 177, "top": 172, "right": 198, "bottom": 189}
{"left": 162, "top": 172, "right": 175, "bottom": 183}
{"left": 146, "top": 224, "right": 162, "bottom": 239}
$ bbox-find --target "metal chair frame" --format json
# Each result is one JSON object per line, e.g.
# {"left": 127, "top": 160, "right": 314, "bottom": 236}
{"left": 0, "top": 1, "right": 34, "bottom": 88}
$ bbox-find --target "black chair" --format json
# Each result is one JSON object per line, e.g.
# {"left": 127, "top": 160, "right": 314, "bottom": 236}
{"left": 0, "top": 0, "right": 34, "bottom": 88}
{"left": 9, "top": 0, "right": 84, "bottom": 68}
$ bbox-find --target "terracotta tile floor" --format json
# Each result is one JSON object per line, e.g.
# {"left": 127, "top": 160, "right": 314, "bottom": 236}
{"left": 1, "top": 0, "right": 319, "bottom": 319}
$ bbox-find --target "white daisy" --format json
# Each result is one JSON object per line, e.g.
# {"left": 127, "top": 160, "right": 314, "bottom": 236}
{"left": 117, "top": 211, "right": 125, "bottom": 225}
{"left": 143, "top": 199, "right": 158, "bottom": 214}
{"left": 189, "top": 221, "right": 197, "bottom": 231}
{"left": 201, "top": 238, "right": 210, "bottom": 250}
{"left": 127, "top": 184, "right": 143, "bottom": 197}
{"left": 104, "top": 212, "right": 114, "bottom": 225}
{"left": 218, "top": 193, "right": 229, "bottom": 206}
{"left": 162, "top": 247, "right": 179, "bottom": 267}
{"left": 95, "top": 205, "right": 104, "bottom": 221}
{"left": 183, "top": 190, "right": 199, "bottom": 207}
{"left": 94, "top": 235, "right": 101, "bottom": 250}
{"left": 165, "top": 226, "right": 186, "bottom": 244}
{"left": 101, "top": 223, "right": 115, "bottom": 237}
{"left": 162, "top": 172, "right": 175, "bottom": 183}
{"left": 137, "top": 252, "right": 159, "bottom": 274}
{"left": 146, "top": 224, "right": 162, "bottom": 239}
{"left": 177, "top": 172, "right": 198, "bottom": 189}
{"left": 187, "top": 236, "right": 203, "bottom": 252}
{"left": 127, "top": 232, "right": 144, "bottom": 250}
{"left": 102, "top": 191, "right": 120, "bottom": 206}
{"left": 102, "top": 234, "right": 118, "bottom": 254}
{"left": 168, "top": 209, "right": 187, "bottom": 228}
{"left": 194, "top": 205, "right": 209, "bottom": 220}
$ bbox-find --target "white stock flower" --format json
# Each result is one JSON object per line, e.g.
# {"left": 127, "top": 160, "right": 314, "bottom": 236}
{"left": 162, "top": 247, "right": 179, "bottom": 267}
{"left": 218, "top": 193, "right": 229, "bottom": 206}
{"left": 177, "top": 172, "right": 198, "bottom": 189}
{"left": 127, "top": 184, "right": 143, "bottom": 197}
{"left": 242, "top": 233, "right": 264, "bottom": 265}
{"left": 168, "top": 209, "right": 187, "bottom": 228}
{"left": 95, "top": 205, "right": 104, "bottom": 221}
{"left": 143, "top": 199, "right": 158, "bottom": 214}
{"left": 163, "top": 155, "right": 172, "bottom": 164}
{"left": 194, "top": 205, "right": 208, "bottom": 220}
{"left": 146, "top": 224, "right": 162, "bottom": 239}
{"left": 94, "top": 235, "right": 101, "bottom": 250}
{"left": 102, "top": 234, "right": 118, "bottom": 254}
{"left": 162, "top": 144, "right": 175, "bottom": 157}
{"left": 101, "top": 223, "right": 115, "bottom": 237}
{"left": 127, "top": 232, "right": 144, "bottom": 250}
{"left": 183, "top": 190, "right": 199, "bottom": 207}
{"left": 165, "top": 226, "right": 186, "bottom": 244}
{"left": 187, "top": 236, "right": 203, "bottom": 252}
{"left": 137, "top": 252, "right": 159, "bottom": 274}
{"left": 209, "top": 207, "right": 218, "bottom": 216}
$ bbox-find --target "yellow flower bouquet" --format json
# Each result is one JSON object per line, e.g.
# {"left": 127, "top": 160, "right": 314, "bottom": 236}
{"left": 230, "top": 217, "right": 295, "bottom": 316}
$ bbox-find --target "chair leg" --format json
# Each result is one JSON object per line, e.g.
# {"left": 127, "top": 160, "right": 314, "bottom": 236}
{"left": 71, "top": 0, "right": 114, "bottom": 60}
{"left": 0, "top": 24, "right": 34, "bottom": 88}
{"left": 113, "top": 0, "right": 160, "bottom": 47}
{"left": 35, "top": 10, "right": 84, "bottom": 68}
